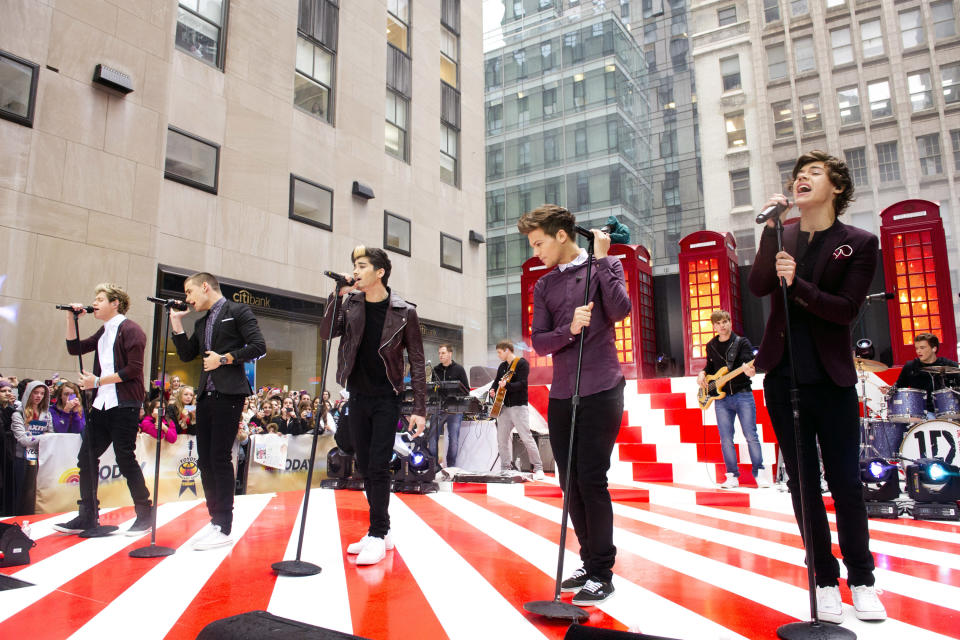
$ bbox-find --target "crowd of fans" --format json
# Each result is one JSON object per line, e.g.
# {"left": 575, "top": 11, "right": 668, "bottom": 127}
{"left": 0, "top": 372, "right": 344, "bottom": 516}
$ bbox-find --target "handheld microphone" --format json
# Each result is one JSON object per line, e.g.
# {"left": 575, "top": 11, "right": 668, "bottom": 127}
{"left": 864, "top": 292, "right": 895, "bottom": 302}
{"left": 55, "top": 304, "right": 94, "bottom": 313}
{"left": 324, "top": 271, "right": 354, "bottom": 286}
{"left": 146, "top": 296, "right": 190, "bottom": 311}
{"left": 756, "top": 200, "right": 791, "bottom": 225}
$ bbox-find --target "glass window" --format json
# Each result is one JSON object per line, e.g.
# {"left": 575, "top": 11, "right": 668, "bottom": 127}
{"left": 387, "top": 1, "right": 409, "bottom": 53}
{"left": 295, "top": 37, "right": 334, "bottom": 122}
{"left": 767, "top": 43, "right": 787, "bottom": 81}
{"left": 917, "top": 134, "right": 943, "bottom": 176}
{"left": 730, "top": 169, "right": 750, "bottom": 207}
{"left": 764, "top": 0, "right": 780, "bottom": 23}
{"left": 772, "top": 100, "right": 794, "bottom": 139}
{"left": 487, "top": 145, "right": 504, "bottom": 179}
{"left": 385, "top": 91, "right": 408, "bottom": 160}
{"left": 440, "top": 233, "right": 462, "bottom": 272}
{"left": 487, "top": 191, "right": 505, "bottom": 225}
{"left": 900, "top": 9, "right": 925, "bottom": 49}
{"left": 777, "top": 160, "right": 794, "bottom": 190}
{"left": 868, "top": 80, "right": 892, "bottom": 119}
{"left": 942, "top": 63, "right": 960, "bottom": 105}
{"left": 908, "top": 72, "right": 933, "bottom": 112}
{"left": 164, "top": 126, "right": 219, "bottom": 193}
{"left": 542, "top": 85, "right": 558, "bottom": 116}
{"left": 487, "top": 237, "right": 506, "bottom": 275}
{"left": 384, "top": 211, "right": 411, "bottom": 256}
{"left": 876, "top": 141, "right": 900, "bottom": 182}
{"left": 831, "top": 28, "right": 853, "bottom": 66}
{"left": 440, "top": 124, "right": 457, "bottom": 186}
{"left": 441, "top": 26, "right": 458, "bottom": 87}
{"left": 790, "top": 0, "right": 807, "bottom": 17}
{"left": 951, "top": 129, "right": 960, "bottom": 170}
{"left": 0, "top": 50, "right": 39, "bottom": 127}
{"left": 794, "top": 36, "right": 815, "bottom": 74}
{"left": 289, "top": 175, "right": 333, "bottom": 230}
{"left": 844, "top": 147, "right": 868, "bottom": 186}
{"left": 725, "top": 112, "right": 746, "bottom": 148}
{"left": 485, "top": 57, "right": 502, "bottom": 89}
{"left": 486, "top": 101, "right": 502, "bottom": 134}
{"left": 799, "top": 94, "right": 822, "bottom": 133}
{"left": 175, "top": 0, "right": 227, "bottom": 68}
{"left": 721, "top": 56, "right": 741, "bottom": 92}
{"left": 932, "top": 1, "right": 957, "bottom": 39}
{"left": 860, "top": 19, "right": 884, "bottom": 58}
{"left": 826, "top": 0, "right": 845, "bottom": 7}
{"left": 717, "top": 6, "right": 737, "bottom": 26}
{"left": 837, "top": 86, "right": 861, "bottom": 126}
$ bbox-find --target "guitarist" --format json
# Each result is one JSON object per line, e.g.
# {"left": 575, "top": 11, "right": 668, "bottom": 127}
{"left": 696, "top": 310, "right": 766, "bottom": 489}
{"left": 489, "top": 341, "right": 544, "bottom": 479}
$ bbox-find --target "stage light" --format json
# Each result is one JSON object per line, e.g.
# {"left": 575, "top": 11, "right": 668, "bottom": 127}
{"left": 906, "top": 458, "right": 960, "bottom": 521}
{"left": 320, "top": 447, "right": 356, "bottom": 490}
{"left": 859, "top": 458, "right": 900, "bottom": 518}
{"left": 855, "top": 338, "right": 875, "bottom": 360}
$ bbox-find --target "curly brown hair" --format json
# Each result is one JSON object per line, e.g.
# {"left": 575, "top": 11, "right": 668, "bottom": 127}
{"left": 517, "top": 204, "right": 576, "bottom": 239}
{"left": 788, "top": 150, "right": 855, "bottom": 216}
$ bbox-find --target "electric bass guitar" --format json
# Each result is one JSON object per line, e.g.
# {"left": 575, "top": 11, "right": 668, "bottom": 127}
{"left": 697, "top": 359, "right": 755, "bottom": 410}
{"left": 490, "top": 359, "right": 519, "bottom": 418}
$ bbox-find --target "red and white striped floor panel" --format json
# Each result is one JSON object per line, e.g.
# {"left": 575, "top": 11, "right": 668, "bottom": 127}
{"left": 2, "top": 482, "right": 958, "bottom": 639}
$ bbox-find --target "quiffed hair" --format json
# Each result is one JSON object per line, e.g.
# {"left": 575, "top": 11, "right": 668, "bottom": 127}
{"left": 517, "top": 204, "right": 577, "bottom": 240}
{"left": 495, "top": 340, "right": 514, "bottom": 352}
{"left": 788, "top": 150, "right": 855, "bottom": 216}
{"left": 915, "top": 332, "right": 940, "bottom": 351}
{"left": 185, "top": 272, "right": 221, "bottom": 292}
{"left": 709, "top": 310, "right": 731, "bottom": 324}
{"left": 94, "top": 282, "right": 131, "bottom": 314}
{"left": 351, "top": 245, "right": 392, "bottom": 286}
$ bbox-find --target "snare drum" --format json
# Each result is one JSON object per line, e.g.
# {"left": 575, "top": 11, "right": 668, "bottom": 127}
{"left": 887, "top": 388, "right": 926, "bottom": 423}
{"left": 899, "top": 419, "right": 960, "bottom": 466}
{"left": 932, "top": 388, "right": 960, "bottom": 420}
{"left": 860, "top": 419, "right": 906, "bottom": 460}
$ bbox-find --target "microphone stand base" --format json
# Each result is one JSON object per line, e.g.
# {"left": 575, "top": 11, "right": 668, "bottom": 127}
{"left": 523, "top": 599, "right": 589, "bottom": 621}
{"left": 272, "top": 560, "right": 322, "bottom": 577}
{"left": 78, "top": 525, "right": 119, "bottom": 538}
{"left": 777, "top": 621, "right": 857, "bottom": 640}
{"left": 129, "top": 544, "right": 175, "bottom": 558}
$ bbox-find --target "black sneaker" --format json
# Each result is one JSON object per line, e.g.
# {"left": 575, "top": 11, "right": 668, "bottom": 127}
{"left": 125, "top": 515, "right": 152, "bottom": 536}
{"left": 52, "top": 515, "right": 94, "bottom": 534}
{"left": 560, "top": 566, "right": 589, "bottom": 593}
{"left": 571, "top": 578, "right": 615, "bottom": 606}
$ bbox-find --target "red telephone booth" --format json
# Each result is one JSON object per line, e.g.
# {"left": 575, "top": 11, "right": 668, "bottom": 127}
{"left": 678, "top": 231, "right": 742, "bottom": 375}
{"left": 880, "top": 199, "right": 957, "bottom": 363}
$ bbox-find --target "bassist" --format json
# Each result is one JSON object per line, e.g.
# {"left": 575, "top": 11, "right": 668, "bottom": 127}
{"left": 490, "top": 341, "right": 544, "bottom": 479}
{"left": 696, "top": 310, "right": 767, "bottom": 488}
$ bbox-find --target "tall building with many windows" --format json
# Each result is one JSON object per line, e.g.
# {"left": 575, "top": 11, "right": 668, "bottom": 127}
{"left": 690, "top": 0, "right": 960, "bottom": 325}
{"left": 484, "top": 0, "right": 653, "bottom": 350}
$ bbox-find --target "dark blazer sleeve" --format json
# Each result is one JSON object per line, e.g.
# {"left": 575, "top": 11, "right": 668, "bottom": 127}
{"left": 66, "top": 327, "right": 104, "bottom": 357}
{"left": 749, "top": 226, "right": 781, "bottom": 297}
{"left": 116, "top": 322, "right": 146, "bottom": 383}
{"left": 505, "top": 357, "right": 528, "bottom": 392}
{"left": 172, "top": 319, "right": 202, "bottom": 362}
{"left": 404, "top": 306, "right": 427, "bottom": 417}
{"left": 229, "top": 303, "right": 267, "bottom": 363}
{"left": 319, "top": 292, "right": 347, "bottom": 340}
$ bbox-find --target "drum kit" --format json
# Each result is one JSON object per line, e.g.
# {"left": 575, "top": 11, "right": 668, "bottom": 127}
{"left": 856, "top": 358, "right": 960, "bottom": 469}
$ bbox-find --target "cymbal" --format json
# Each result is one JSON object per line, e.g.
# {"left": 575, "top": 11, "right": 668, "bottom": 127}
{"left": 921, "top": 365, "right": 960, "bottom": 375}
{"left": 854, "top": 357, "right": 888, "bottom": 372}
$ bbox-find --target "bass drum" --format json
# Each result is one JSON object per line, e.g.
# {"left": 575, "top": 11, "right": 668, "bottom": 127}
{"left": 899, "top": 420, "right": 960, "bottom": 466}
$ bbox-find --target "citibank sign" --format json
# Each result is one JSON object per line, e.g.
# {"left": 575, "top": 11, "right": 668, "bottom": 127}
{"left": 232, "top": 289, "right": 272, "bottom": 309}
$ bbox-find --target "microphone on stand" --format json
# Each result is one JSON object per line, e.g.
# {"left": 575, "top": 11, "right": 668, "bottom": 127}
{"left": 146, "top": 296, "right": 190, "bottom": 311}
{"left": 864, "top": 292, "right": 895, "bottom": 302}
{"left": 55, "top": 304, "right": 94, "bottom": 313}
{"left": 756, "top": 200, "right": 792, "bottom": 225}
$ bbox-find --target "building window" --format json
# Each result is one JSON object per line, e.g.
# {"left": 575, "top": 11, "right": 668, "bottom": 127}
{"left": 720, "top": 56, "right": 741, "bottom": 92}
{"left": 767, "top": 43, "right": 787, "bottom": 82}
{"left": 387, "top": 0, "right": 409, "bottom": 53}
{"left": 440, "top": 123, "right": 458, "bottom": 186}
{"left": 486, "top": 101, "right": 502, "bottom": 134}
{"left": 725, "top": 112, "right": 746, "bottom": 148}
{"left": 386, "top": 91, "right": 408, "bottom": 161}
{"left": 660, "top": 129, "right": 677, "bottom": 157}
{"left": 917, "top": 134, "right": 943, "bottom": 176}
{"left": 384, "top": 211, "right": 411, "bottom": 256}
{"left": 487, "top": 237, "right": 506, "bottom": 275}
{"left": 790, "top": 0, "right": 807, "bottom": 18}
{"left": 441, "top": 25, "right": 458, "bottom": 88}
{"left": 730, "top": 169, "right": 750, "bottom": 207}
{"left": 942, "top": 63, "right": 960, "bottom": 105}
{"left": 799, "top": 95, "right": 822, "bottom": 133}
{"left": 487, "top": 191, "right": 505, "bottom": 225}
{"left": 0, "top": 50, "right": 39, "bottom": 127}
{"left": 932, "top": 1, "right": 957, "bottom": 39}
{"left": 441, "top": 233, "right": 462, "bottom": 272}
{"left": 844, "top": 147, "right": 868, "bottom": 186}
{"left": 868, "top": 80, "right": 892, "bottom": 119}
{"left": 485, "top": 57, "right": 502, "bottom": 89}
{"left": 717, "top": 6, "right": 737, "bottom": 26}
{"left": 772, "top": 100, "right": 794, "bottom": 139}
{"left": 295, "top": 37, "right": 334, "bottom": 122}
{"left": 900, "top": 9, "right": 925, "bottom": 49}
{"left": 289, "top": 175, "right": 333, "bottom": 230}
{"left": 876, "top": 141, "right": 900, "bottom": 182}
{"left": 175, "top": 0, "right": 227, "bottom": 68}
{"left": 794, "top": 36, "right": 815, "bottom": 74}
{"left": 575, "top": 127, "right": 587, "bottom": 156}
{"left": 487, "top": 146, "right": 503, "bottom": 179}
{"left": 908, "top": 72, "right": 934, "bottom": 112}
{"left": 837, "top": 87, "right": 861, "bottom": 126}
{"left": 831, "top": 27, "right": 853, "bottom": 66}
{"left": 951, "top": 130, "right": 960, "bottom": 170}
{"left": 764, "top": 0, "right": 780, "bottom": 24}
{"left": 542, "top": 85, "right": 557, "bottom": 116}
{"left": 777, "top": 160, "right": 794, "bottom": 190}
{"left": 164, "top": 126, "right": 219, "bottom": 194}
{"left": 826, "top": 0, "right": 845, "bottom": 8}
{"left": 860, "top": 19, "right": 884, "bottom": 58}
{"left": 544, "top": 132, "right": 559, "bottom": 164}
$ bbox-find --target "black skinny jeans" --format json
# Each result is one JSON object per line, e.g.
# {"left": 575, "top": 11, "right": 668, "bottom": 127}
{"left": 547, "top": 379, "right": 624, "bottom": 582}
{"left": 78, "top": 406, "right": 150, "bottom": 511}
{"left": 350, "top": 393, "right": 401, "bottom": 538}
{"left": 196, "top": 391, "right": 245, "bottom": 535}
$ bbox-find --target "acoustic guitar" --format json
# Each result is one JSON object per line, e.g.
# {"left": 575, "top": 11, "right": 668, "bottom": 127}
{"left": 697, "top": 359, "right": 755, "bottom": 410}
{"left": 490, "top": 359, "right": 519, "bottom": 418}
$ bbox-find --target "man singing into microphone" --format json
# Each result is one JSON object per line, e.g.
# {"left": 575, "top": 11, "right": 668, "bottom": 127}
{"left": 518, "top": 205, "right": 631, "bottom": 606}
{"left": 54, "top": 283, "right": 152, "bottom": 536}
{"left": 170, "top": 273, "right": 266, "bottom": 550}
{"left": 322, "top": 246, "right": 427, "bottom": 566}
{"left": 749, "top": 150, "right": 885, "bottom": 623}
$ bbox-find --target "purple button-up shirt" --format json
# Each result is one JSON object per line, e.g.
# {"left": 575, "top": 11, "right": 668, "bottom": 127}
{"left": 531, "top": 255, "right": 631, "bottom": 399}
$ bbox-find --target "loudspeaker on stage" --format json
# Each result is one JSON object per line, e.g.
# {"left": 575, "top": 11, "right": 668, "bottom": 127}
{"left": 196, "top": 611, "right": 369, "bottom": 640}
{"left": 564, "top": 624, "right": 680, "bottom": 640}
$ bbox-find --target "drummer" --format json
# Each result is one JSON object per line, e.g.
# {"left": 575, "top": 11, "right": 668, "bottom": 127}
{"left": 884, "top": 333, "right": 958, "bottom": 417}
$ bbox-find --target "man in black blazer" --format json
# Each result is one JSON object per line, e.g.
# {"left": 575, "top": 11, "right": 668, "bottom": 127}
{"left": 749, "top": 150, "right": 885, "bottom": 624}
{"left": 170, "top": 272, "right": 266, "bottom": 550}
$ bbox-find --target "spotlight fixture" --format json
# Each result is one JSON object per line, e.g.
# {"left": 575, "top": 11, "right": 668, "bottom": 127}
{"left": 906, "top": 458, "right": 960, "bottom": 520}
{"left": 859, "top": 457, "right": 900, "bottom": 518}
{"left": 320, "top": 447, "right": 354, "bottom": 490}
{"left": 855, "top": 338, "right": 875, "bottom": 361}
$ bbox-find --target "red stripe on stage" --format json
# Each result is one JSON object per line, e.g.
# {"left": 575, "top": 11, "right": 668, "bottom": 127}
{"left": 164, "top": 491, "right": 306, "bottom": 639}
{"left": 335, "top": 490, "right": 449, "bottom": 640}
{"left": 0, "top": 503, "right": 210, "bottom": 640}
{"left": 397, "top": 493, "right": 628, "bottom": 638}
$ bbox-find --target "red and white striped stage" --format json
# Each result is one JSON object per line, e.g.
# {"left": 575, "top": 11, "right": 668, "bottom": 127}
{"left": 1, "top": 478, "right": 958, "bottom": 640}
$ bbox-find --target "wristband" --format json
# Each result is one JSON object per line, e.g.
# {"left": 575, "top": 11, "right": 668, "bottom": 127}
{"left": 94, "top": 376, "right": 100, "bottom": 389}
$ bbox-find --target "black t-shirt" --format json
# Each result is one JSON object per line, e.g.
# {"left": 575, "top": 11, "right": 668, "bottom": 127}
{"left": 703, "top": 334, "right": 754, "bottom": 393}
{"left": 895, "top": 356, "right": 960, "bottom": 411}
{"left": 348, "top": 296, "right": 394, "bottom": 396}
{"left": 491, "top": 357, "right": 530, "bottom": 406}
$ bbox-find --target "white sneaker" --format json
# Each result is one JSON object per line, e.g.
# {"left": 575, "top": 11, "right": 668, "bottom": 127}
{"left": 193, "top": 525, "right": 233, "bottom": 551}
{"left": 347, "top": 531, "right": 394, "bottom": 555}
{"left": 851, "top": 585, "right": 886, "bottom": 621}
{"left": 533, "top": 469, "right": 545, "bottom": 480}
{"left": 191, "top": 522, "right": 216, "bottom": 545}
{"left": 754, "top": 475, "right": 771, "bottom": 488}
{"left": 816, "top": 585, "right": 843, "bottom": 624}
{"left": 356, "top": 536, "right": 387, "bottom": 565}
{"left": 720, "top": 473, "right": 739, "bottom": 489}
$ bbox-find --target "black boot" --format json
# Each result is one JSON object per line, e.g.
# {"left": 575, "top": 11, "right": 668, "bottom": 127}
{"left": 125, "top": 501, "right": 153, "bottom": 536}
{"left": 52, "top": 501, "right": 97, "bottom": 534}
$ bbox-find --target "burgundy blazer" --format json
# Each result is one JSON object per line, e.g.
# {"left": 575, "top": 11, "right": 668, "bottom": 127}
{"left": 748, "top": 219, "right": 878, "bottom": 387}
{"left": 66, "top": 318, "right": 146, "bottom": 408}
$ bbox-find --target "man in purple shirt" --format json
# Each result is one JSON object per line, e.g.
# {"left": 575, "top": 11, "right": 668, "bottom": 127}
{"left": 518, "top": 204, "right": 631, "bottom": 606}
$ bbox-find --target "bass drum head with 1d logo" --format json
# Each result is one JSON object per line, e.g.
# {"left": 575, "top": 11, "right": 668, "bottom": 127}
{"left": 899, "top": 420, "right": 960, "bottom": 466}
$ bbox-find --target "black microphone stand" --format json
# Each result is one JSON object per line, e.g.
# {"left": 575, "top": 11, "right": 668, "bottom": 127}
{"left": 71, "top": 309, "right": 119, "bottom": 538}
{"left": 272, "top": 283, "right": 344, "bottom": 576}
{"left": 525, "top": 231, "right": 597, "bottom": 622}
{"left": 773, "top": 218, "right": 855, "bottom": 640}
{"left": 129, "top": 299, "right": 179, "bottom": 558}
